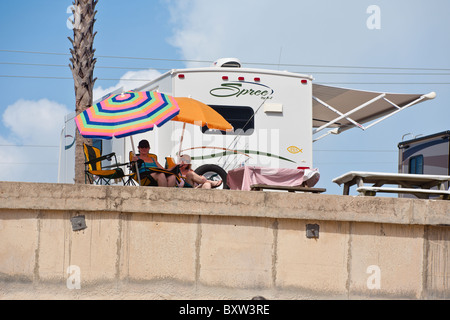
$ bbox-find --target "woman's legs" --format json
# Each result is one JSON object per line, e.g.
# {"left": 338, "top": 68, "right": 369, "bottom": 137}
{"left": 185, "top": 171, "right": 222, "bottom": 189}
{"left": 199, "top": 180, "right": 222, "bottom": 189}
{"left": 151, "top": 172, "right": 168, "bottom": 187}
{"left": 185, "top": 171, "right": 205, "bottom": 187}
{"left": 150, "top": 172, "right": 178, "bottom": 187}
{"left": 167, "top": 174, "right": 177, "bottom": 187}
{"left": 201, "top": 182, "right": 212, "bottom": 189}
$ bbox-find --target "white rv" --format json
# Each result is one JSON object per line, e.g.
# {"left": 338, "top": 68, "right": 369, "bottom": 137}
{"left": 59, "top": 58, "right": 436, "bottom": 187}
{"left": 133, "top": 58, "right": 313, "bottom": 180}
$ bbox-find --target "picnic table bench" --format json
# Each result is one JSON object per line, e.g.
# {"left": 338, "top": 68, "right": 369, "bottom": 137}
{"left": 250, "top": 184, "right": 326, "bottom": 193}
{"left": 355, "top": 186, "right": 450, "bottom": 199}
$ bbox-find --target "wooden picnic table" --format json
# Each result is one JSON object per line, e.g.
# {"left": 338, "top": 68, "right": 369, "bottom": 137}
{"left": 332, "top": 171, "right": 450, "bottom": 199}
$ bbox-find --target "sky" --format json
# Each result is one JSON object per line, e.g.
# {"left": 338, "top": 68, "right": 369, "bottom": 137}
{"left": 0, "top": 0, "right": 449, "bottom": 195}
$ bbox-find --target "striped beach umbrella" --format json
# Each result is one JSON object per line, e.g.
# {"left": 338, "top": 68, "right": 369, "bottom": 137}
{"left": 75, "top": 91, "right": 180, "bottom": 139}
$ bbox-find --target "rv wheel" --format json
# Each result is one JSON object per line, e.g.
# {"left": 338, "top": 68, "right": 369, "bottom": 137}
{"left": 194, "top": 164, "right": 229, "bottom": 189}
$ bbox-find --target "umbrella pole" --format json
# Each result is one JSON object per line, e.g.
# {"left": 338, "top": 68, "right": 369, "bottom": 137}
{"left": 130, "top": 136, "right": 141, "bottom": 185}
{"left": 178, "top": 122, "right": 186, "bottom": 157}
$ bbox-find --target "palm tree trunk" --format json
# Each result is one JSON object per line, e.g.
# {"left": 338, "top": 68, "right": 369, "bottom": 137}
{"left": 68, "top": 0, "right": 98, "bottom": 184}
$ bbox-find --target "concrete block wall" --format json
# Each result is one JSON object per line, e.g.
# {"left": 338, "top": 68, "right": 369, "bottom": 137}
{"left": 0, "top": 181, "right": 449, "bottom": 299}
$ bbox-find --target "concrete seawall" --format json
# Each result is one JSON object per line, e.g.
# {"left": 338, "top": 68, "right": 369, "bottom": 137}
{"left": 0, "top": 181, "right": 449, "bottom": 299}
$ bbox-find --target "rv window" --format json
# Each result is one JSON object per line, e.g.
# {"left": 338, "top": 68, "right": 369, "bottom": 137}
{"left": 201, "top": 105, "right": 254, "bottom": 135}
{"left": 409, "top": 155, "right": 424, "bottom": 174}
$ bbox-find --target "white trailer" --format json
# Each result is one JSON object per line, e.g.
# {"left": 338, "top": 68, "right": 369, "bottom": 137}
{"left": 59, "top": 58, "right": 436, "bottom": 187}
{"left": 137, "top": 58, "right": 313, "bottom": 173}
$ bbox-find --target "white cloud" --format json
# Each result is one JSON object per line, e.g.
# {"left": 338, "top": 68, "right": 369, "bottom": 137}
{"left": 2, "top": 98, "right": 70, "bottom": 145}
{"left": 0, "top": 98, "right": 71, "bottom": 182}
{"left": 93, "top": 68, "right": 162, "bottom": 101}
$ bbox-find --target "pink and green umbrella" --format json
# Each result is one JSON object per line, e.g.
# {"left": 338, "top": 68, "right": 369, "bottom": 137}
{"left": 75, "top": 91, "right": 180, "bottom": 185}
{"left": 75, "top": 91, "right": 180, "bottom": 139}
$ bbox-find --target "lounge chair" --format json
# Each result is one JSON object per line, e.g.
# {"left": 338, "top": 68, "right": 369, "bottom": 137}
{"left": 83, "top": 143, "right": 125, "bottom": 185}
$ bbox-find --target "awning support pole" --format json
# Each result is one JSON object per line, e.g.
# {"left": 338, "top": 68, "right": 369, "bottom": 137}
{"left": 312, "top": 97, "right": 365, "bottom": 132}
{"left": 313, "top": 93, "right": 386, "bottom": 135}
{"left": 363, "top": 95, "right": 426, "bottom": 130}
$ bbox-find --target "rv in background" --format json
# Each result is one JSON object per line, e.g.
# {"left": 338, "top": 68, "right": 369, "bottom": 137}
{"left": 398, "top": 130, "right": 450, "bottom": 197}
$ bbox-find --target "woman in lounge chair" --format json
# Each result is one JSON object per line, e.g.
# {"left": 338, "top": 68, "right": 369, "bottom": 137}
{"left": 131, "top": 139, "right": 177, "bottom": 187}
{"left": 177, "top": 154, "right": 222, "bottom": 189}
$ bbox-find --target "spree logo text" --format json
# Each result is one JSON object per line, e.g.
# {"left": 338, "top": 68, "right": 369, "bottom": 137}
{"left": 210, "top": 82, "right": 274, "bottom": 100}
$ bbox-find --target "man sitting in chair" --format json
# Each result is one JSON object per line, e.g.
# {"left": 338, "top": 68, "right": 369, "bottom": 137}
{"left": 131, "top": 139, "right": 177, "bottom": 187}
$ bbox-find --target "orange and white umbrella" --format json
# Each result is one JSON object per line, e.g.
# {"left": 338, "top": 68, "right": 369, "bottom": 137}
{"left": 172, "top": 97, "right": 233, "bottom": 155}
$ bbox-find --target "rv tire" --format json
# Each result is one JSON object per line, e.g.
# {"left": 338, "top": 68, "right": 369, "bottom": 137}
{"left": 194, "top": 164, "right": 229, "bottom": 189}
